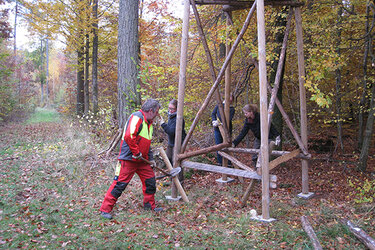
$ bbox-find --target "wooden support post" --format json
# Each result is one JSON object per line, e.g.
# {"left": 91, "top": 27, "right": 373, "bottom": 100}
{"left": 241, "top": 179, "right": 255, "bottom": 206}
{"left": 221, "top": 10, "right": 233, "bottom": 182}
{"left": 190, "top": 0, "right": 230, "bottom": 148}
{"left": 171, "top": 0, "right": 190, "bottom": 198}
{"left": 159, "top": 148, "right": 189, "bottom": 202}
{"left": 257, "top": 0, "right": 271, "bottom": 220}
{"left": 180, "top": 2, "right": 257, "bottom": 153}
{"left": 295, "top": 7, "right": 310, "bottom": 196}
{"left": 301, "top": 216, "right": 323, "bottom": 250}
{"left": 269, "top": 149, "right": 300, "bottom": 171}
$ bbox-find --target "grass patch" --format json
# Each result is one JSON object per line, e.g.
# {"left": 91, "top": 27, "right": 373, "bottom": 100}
{"left": 0, "top": 118, "right": 374, "bottom": 249}
{"left": 26, "top": 107, "right": 60, "bottom": 123}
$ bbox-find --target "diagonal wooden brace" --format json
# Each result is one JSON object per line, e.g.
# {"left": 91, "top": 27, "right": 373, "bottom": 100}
{"left": 158, "top": 148, "right": 189, "bottom": 202}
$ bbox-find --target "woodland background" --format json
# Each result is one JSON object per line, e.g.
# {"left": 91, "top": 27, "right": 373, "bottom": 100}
{"left": 0, "top": 0, "right": 375, "bottom": 248}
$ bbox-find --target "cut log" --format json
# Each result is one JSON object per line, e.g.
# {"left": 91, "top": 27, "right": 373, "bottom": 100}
{"left": 241, "top": 179, "right": 255, "bottom": 206}
{"left": 158, "top": 148, "right": 189, "bottom": 203}
{"left": 343, "top": 219, "right": 375, "bottom": 250}
{"left": 177, "top": 143, "right": 231, "bottom": 160}
{"left": 301, "top": 215, "right": 323, "bottom": 250}
{"left": 224, "top": 147, "right": 311, "bottom": 159}
{"left": 218, "top": 151, "right": 255, "bottom": 172}
{"left": 269, "top": 149, "right": 300, "bottom": 171}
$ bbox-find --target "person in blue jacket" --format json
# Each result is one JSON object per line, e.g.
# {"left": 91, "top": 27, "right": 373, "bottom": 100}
{"left": 211, "top": 95, "right": 235, "bottom": 165}
{"left": 232, "top": 104, "right": 280, "bottom": 166}
{"left": 160, "top": 99, "right": 186, "bottom": 165}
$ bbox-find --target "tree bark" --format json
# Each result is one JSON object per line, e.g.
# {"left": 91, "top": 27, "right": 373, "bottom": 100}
{"left": 76, "top": 30, "right": 85, "bottom": 116}
{"left": 358, "top": 2, "right": 374, "bottom": 171}
{"left": 335, "top": 5, "right": 344, "bottom": 151}
{"left": 92, "top": 0, "right": 99, "bottom": 115}
{"left": 46, "top": 38, "right": 49, "bottom": 105}
{"left": 343, "top": 219, "right": 375, "bottom": 250}
{"left": 84, "top": 32, "right": 90, "bottom": 115}
{"left": 301, "top": 216, "right": 323, "bottom": 250}
{"left": 358, "top": 3, "right": 371, "bottom": 149}
{"left": 117, "top": 0, "right": 140, "bottom": 128}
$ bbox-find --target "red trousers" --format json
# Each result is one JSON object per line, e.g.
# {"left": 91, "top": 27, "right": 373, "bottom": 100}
{"left": 100, "top": 160, "right": 156, "bottom": 213}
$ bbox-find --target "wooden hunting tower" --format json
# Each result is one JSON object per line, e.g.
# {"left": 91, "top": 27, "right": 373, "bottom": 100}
{"left": 169, "top": 0, "right": 312, "bottom": 221}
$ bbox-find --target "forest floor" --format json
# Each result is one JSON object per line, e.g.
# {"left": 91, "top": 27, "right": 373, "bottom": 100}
{"left": 0, "top": 108, "right": 374, "bottom": 249}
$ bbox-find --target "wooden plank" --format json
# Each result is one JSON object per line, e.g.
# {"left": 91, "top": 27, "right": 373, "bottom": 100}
{"left": 269, "top": 149, "right": 300, "bottom": 171}
{"left": 218, "top": 151, "right": 254, "bottom": 172}
{"left": 301, "top": 216, "right": 323, "bottom": 250}
{"left": 182, "top": 161, "right": 261, "bottom": 179}
{"left": 182, "top": 161, "right": 277, "bottom": 181}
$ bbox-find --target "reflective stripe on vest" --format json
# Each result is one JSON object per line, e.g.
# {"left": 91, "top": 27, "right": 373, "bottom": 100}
{"left": 139, "top": 118, "right": 153, "bottom": 140}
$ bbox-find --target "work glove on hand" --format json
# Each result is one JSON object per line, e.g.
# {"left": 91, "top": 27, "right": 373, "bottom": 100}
{"left": 149, "top": 160, "right": 156, "bottom": 168}
{"left": 159, "top": 115, "right": 165, "bottom": 125}
{"left": 212, "top": 120, "right": 220, "bottom": 127}
{"left": 275, "top": 135, "right": 281, "bottom": 146}
{"left": 132, "top": 152, "right": 142, "bottom": 160}
{"left": 232, "top": 143, "right": 236, "bottom": 148}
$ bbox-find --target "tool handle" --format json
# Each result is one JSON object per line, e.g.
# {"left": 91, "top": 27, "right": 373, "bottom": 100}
{"left": 139, "top": 156, "right": 170, "bottom": 176}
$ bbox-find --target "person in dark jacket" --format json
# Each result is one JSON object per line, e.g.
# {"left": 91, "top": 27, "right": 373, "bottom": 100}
{"left": 160, "top": 99, "right": 186, "bottom": 165}
{"left": 100, "top": 99, "right": 162, "bottom": 219}
{"left": 211, "top": 95, "right": 235, "bottom": 165}
{"left": 232, "top": 104, "right": 280, "bottom": 165}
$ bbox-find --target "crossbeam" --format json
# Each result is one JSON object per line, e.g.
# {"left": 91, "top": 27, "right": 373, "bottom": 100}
{"left": 194, "top": 0, "right": 303, "bottom": 7}
{"left": 224, "top": 147, "right": 311, "bottom": 159}
{"left": 181, "top": 161, "right": 277, "bottom": 182}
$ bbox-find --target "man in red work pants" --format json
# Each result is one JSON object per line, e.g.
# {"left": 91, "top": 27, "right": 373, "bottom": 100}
{"left": 100, "top": 99, "right": 163, "bottom": 219}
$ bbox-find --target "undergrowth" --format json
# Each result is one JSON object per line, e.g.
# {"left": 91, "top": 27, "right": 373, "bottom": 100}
{"left": 0, "top": 108, "right": 374, "bottom": 248}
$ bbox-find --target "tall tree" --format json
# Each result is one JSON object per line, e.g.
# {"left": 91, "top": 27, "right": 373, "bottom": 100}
{"left": 358, "top": 1, "right": 375, "bottom": 171}
{"left": 118, "top": 0, "right": 140, "bottom": 128}
{"left": 92, "top": 0, "right": 98, "bottom": 115}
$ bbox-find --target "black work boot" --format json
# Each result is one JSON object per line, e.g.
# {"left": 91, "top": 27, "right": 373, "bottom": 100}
{"left": 144, "top": 202, "right": 163, "bottom": 212}
{"left": 101, "top": 211, "right": 113, "bottom": 219}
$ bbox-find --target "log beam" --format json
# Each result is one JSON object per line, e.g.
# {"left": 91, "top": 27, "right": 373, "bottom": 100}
{"left": 301, "top": 216, "right": 323, "bottom": 250}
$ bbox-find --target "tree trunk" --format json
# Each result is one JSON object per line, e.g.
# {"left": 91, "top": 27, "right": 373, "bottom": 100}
{"left": 46, "top": 38, "right": 49, "bottom": 105}
{"left": 358, "top": 3, "right": 371, "bottom": 149}
{"left": 358, "top": 79, "right": 375, "bottom": 171}
{"left": 76, "top": 30, "right": 85, "bottom": 116}
{"left": 117, "top": 0, "right": 140, "bottom": 128}
{"left": 40, "top": 39, "right": 44, "bottom": 105}
{"left": 335, "top": 6, "right": 343, "bottom": 151}
{"left": 92, "top": 0, "right": 99, "bottom": 115}
{"left": 357, "top": 2, "right": 374, "bottom": 171}
{"left": 84, "top": 32, "right": 90, "bottom": 115}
